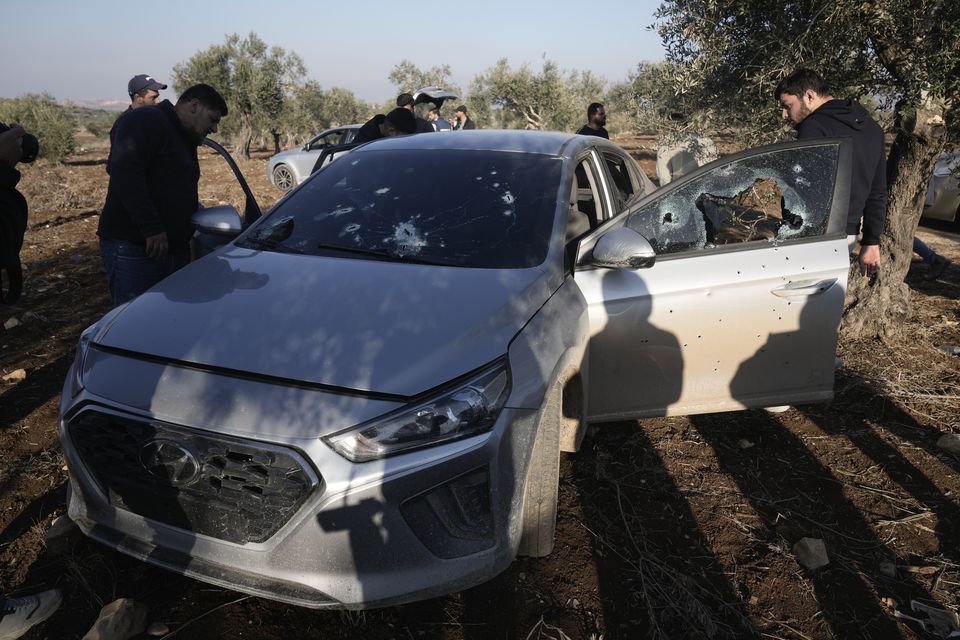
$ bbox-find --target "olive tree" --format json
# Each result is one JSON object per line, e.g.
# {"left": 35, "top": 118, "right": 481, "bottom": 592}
{"left": 172, "top": 33, "right": 305, "bottom": 158}
{"left": 470, "top": 58, "right": 606, "bottom": 132}
{"left": 655, "top": 0, "right": 960, "bottom": 339}
{"left": 0, "top": 94, "right": 76, "bottom": 162}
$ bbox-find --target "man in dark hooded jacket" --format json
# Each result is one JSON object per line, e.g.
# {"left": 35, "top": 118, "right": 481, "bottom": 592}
{"left": 775, "top": 68, "right": 886, "bottom": 275}
{"left": 0, "top": 124, "right": 29, "bottom": 304}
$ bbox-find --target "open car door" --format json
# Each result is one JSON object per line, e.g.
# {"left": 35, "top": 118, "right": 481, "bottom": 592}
{"left": 575, "top": 138, "right": 852, "bottom": 420}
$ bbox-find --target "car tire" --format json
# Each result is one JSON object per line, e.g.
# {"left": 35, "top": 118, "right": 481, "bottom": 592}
{"left": 272, "top": 164, "right": 295, "bottom": 191}
{"left": 517, "top": 379, "right": 562, "bottom": 558}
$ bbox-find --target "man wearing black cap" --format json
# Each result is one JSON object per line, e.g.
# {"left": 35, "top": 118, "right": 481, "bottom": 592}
{"left": 452, "top": 105, "right": 476, "bottom": 130}
{"left": 396, "top": 93, "right": 434, "bottom": 133}
{"left": 354, "top": 107, "right": 417, "bottom": 143}
{"left": 108, "top": 74, "right": 168, "bottom": 171}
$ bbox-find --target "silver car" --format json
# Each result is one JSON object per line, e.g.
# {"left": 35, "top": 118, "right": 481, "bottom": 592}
{"left": 267, "top": 125, "right": 360, "bottom": 191}
{"left": 922, "top": 151, "right": 960, "bottom": 224}
{"left": 59, "top": 131, "right": 852, "bottom": 609}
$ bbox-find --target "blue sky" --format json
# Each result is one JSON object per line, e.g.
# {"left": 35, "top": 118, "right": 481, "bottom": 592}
{"left": 1, "top": 0, "right": 666, "bottom": 105}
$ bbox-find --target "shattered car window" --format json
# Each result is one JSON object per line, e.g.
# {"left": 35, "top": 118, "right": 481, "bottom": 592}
{"left": 238, "top": 149, "right": 562, "bottom": 268}
{"left": 625, "top": 143, "right": 839, "bottom": 255}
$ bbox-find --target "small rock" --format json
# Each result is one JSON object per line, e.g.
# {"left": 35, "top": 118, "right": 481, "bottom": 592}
{"left": 146, "top": 622, "right": 169, "bottom": 637}
{"left": 82, "top": 598, "right": 148, "bottom": 640}
{"left": 737, "top": 438, "right": 755, "bottom": 449}
{"left": 938, "top": 434, "right": 960, "bottom": 455}
{"left": 879, "top": 561, "right": 897, "bottom": 577}
{"left": 748, "top": 596, "right": 759, "bottom": 606}
{"left": 3, "top": 317, "right": 19, "bottom": 330}
{"left": 44, "top": 515, "right": 81, "bottom": 556}
{"left": 793, "top": 537, "right": 829, "bottom": 570}
{"left": 2, "top": 369, "right": 27, "bottom": 383}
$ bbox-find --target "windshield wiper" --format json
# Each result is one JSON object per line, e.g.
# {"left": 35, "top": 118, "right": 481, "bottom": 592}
{"left": 315, "top": 242, "right": 450, "bottom": 266}
{"left": 237, "top": 236, "right": 304, "bottom": 254}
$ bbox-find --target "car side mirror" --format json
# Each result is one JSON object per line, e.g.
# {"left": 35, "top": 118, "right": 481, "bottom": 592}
{"left": 192, "top": 205, "right": 243, "bottom": 237}
{"left": 591, "top": 227, "right": 656, "bottom": 269}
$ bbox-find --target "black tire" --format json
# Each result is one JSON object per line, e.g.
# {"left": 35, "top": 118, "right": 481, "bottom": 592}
{"left": 272, "top": 164, "right": 295, "bottom": 191}
{"left": 517, "top": 381, "right": 562, "bottom": 557}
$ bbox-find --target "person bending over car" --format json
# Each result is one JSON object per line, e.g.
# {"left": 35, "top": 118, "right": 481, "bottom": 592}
{"left": 354, "top": 107, "right": 417, "bottom": 143}
{"left": 97, "top": 83, "right": 228, "bottom": 306}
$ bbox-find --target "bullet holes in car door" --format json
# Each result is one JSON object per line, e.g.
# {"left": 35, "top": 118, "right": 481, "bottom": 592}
{"left": 623, "top": 141, "right": 844, "bottom": 256}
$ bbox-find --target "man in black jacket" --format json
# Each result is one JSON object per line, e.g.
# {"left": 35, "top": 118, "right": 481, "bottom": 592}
{"left": 98, "top": 83, "right": 227, "bottom": 305}
{"left": 0, "top": 124, "right": 29, "bottom": 304}
{"left": 775, "top": 68, "right": 885, "bottom": 275}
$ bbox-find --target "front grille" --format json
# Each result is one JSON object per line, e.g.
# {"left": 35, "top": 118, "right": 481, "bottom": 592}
{"left": 68, "top": 408, "right": 319, "bottom": 544}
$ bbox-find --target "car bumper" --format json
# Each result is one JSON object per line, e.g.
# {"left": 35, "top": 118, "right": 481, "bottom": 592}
{"left": 58, "top": 360, "right": 540, "bottom": 609}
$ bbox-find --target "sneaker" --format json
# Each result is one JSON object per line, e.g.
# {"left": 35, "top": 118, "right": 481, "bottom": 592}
{"left": 0, "top": 589, "right": 62, "bottom": 640}
{"left": 926, "top": 255, "right": 951, "bottom": 281}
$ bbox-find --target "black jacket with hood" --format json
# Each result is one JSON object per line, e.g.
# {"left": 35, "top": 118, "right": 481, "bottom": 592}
{"left": 797, "top": 99, "right": 886, "bottom": 245}
{"left": 0, "top": 160, "right": 27, "bottom": 303}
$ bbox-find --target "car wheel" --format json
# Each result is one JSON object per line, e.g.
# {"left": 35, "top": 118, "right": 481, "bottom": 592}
{"left": 272, "top": 164, "right": 295, "bottom": 191}
{"left": 517, "top": 380, "right": 562, "bottom": 558}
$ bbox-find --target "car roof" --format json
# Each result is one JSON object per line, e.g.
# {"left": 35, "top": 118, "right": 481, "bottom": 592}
{"left": 352, "top": 129, "right": 618, "bottom": 158}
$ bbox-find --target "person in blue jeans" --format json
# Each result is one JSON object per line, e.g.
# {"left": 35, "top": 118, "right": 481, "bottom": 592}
{"left": 98, "top": 84, "right": 228, "bottom": 306}
{"left": 913, "top": 237, "right": 951, "bottom": 280}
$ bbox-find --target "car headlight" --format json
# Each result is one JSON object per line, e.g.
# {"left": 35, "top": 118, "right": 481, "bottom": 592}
{"left": 325, "top": 360, "right": 511, "bottom": 462}
{"left": 70, "top": 324, "right": 97, "bottom": 397}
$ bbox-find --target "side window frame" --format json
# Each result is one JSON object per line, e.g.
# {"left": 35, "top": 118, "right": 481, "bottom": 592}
{"left": 574, "top": 138, "right": 852, "bottom": 267}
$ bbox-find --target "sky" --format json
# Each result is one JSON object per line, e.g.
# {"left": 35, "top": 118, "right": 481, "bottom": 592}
{"left": 1, "top": 0, "right": 666, "bottom": 107}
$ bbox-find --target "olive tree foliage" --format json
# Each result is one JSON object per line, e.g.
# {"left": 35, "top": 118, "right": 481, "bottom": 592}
{"left": 0, "top": 94, "right": 76, "bottom": 161}
{"left": 607, "top": 61, "right": 700, "bottom": 135}
{"left": 172, "top": 33, "right": 306, "bottom": 158}
{"left": 389, "top": 60, "right": 462, "bottom": 98}
{"left": 654, "top": 0, "right": 960, "bottom": 339}
{"left": 469, "top": 58, "right": 606, "bottom": 132}
{"left": 278, "top": 81, "right": 373, "bottom": 148}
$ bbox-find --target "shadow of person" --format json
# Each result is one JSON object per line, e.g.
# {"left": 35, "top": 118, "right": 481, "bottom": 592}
{"left": 585, "top": 268, "right": 683, "bottom": 418}
{"left": 714, "top": 299, "right": 928, "bottom": 637}
{"left": 798, "top": 372, "right": 960, "bottom": 561}
{"left": 161, "top": 255, "right": 269, "bottom": 304}
{"left": 570, "top": 269, "right": 756, "bottom": 637}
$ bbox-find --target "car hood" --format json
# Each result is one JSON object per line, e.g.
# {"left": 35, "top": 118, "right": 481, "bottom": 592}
{"left": 95, "top": 248, "right": 554, "bottom": 397}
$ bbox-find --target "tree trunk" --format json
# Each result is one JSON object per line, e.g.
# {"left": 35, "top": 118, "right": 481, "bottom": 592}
{"left": 840, "top": 100, "right": 947, "bottom": 341}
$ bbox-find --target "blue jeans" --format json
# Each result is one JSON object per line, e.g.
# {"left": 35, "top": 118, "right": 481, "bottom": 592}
{"left": 99, "top": 238, "right": 189, "bottom": 306}
{"left": 913, "top": 237, "right": 935, "bottom": 264}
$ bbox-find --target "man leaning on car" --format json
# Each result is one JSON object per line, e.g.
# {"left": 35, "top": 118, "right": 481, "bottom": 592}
{"left": 776, "top": 68, "right": 886, "bottom": 276}
{"left": 98, "top": 83, "right": 227, "bottom": 306}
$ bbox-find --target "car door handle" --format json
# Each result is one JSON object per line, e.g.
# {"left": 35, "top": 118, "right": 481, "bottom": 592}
{"left": 771, "top": 279, "right": 838, "bottom": 297}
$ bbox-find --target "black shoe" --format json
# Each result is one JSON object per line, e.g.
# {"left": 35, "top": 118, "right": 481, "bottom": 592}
{"left": 926, "top": 255, "right": 951, "bottom": 280}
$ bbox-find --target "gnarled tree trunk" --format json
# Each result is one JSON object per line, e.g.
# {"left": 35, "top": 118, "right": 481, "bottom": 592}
{"left": 840, "top": 98, "right": 947, "bottom": 341}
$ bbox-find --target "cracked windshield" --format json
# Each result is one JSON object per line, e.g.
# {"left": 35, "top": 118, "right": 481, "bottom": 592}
{"left": 238, "top": 149, "right": 562, "bottom": 268}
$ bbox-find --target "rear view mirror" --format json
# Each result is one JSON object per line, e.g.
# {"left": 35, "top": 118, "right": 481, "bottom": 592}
{"left": 591, "top": 227, "right": 656, "bottom": 270}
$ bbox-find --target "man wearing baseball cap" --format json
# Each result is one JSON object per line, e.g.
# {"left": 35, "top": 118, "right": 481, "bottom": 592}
{"left": 452, "top": 105, "right": 476, "bottom": 130}
{"left": 108, "top": 74, "right": 168, "bottom": 171}
{"left": 127, "top": 74, "right": 167, "bottom": 109}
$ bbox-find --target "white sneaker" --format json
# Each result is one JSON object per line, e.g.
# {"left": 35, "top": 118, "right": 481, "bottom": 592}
{"left": 764, "top": 405, "right": 792, "bottom": 414}
{"left": 0, "top": 589, "right": 62, "bottom": 640}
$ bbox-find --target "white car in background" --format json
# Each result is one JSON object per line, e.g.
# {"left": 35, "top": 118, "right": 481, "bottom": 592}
{"left": 267, "top": 125, "right": 361, "bottom": 191}
{"left": 922, "top": 151, "right": 960, "bottom": 225}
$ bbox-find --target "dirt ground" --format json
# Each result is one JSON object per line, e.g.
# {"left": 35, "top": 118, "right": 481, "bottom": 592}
{"left": 1, "top": 133, "right": 958, "bottom": 639}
